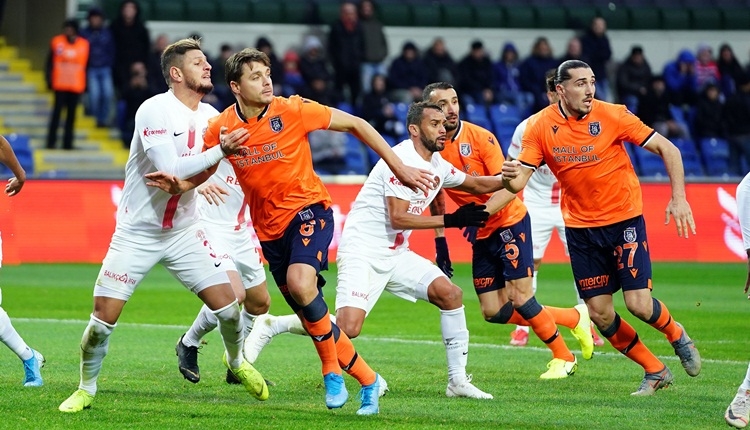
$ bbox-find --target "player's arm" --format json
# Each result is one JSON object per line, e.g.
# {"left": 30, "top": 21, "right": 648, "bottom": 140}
{"left": 428, "top": 189, "right": 453, "bottom": 277}
{"left": 0, "top": 136, "right": 25, "bottom": 196}
{"left": 428, "top": 189, "right": 447, "bottom": 238}
{"left": 328, "top": 108, "right": 435, "bottom": 193}
{"left": 387, "top": 196, "right": 488, "bottom": 231}
{"left": 501, "top": 160, "right": 533, "bottom": 193}
{"left": 642, "top": 133, "right": 696, "bottom": 238}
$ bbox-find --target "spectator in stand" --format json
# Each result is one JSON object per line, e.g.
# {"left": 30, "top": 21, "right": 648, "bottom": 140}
{"left": 717, "top": 43, "right": 744, "bottom": 97}
{"left": 358, "top": 0, "right": 388, "bottom": 94}
{"left": 559, "top": 37, "right": 585, "bottom": 63}
{"left": 301, "top": 77, "right": 341, "bottom": 108}
{"left": 81, "top": 7, "right": 115, "bottom": 128}
{"left": 580, "top": 16, "right": 612, "bottom": 101}
{"left": 299, "top": 35, "right": 332, "bottom": 91}
{"left": 146, "top": 33, "right": 169, "bottom": 94}
{"left": 616, "top": 46, "right": 652, "bottom": 112}
{"left": 386, "top": 41, "right": 427, "bottom": 103}
{"left": 493, "top": 42, "right": 529, "bottom": 111}
{"left": 695, "top": 44, "right": 721, "bottom": 91}
{"left": 328, "top": 1, "right": 364, "bottom": 105}
{"left": 281, "top": 49, "right": 305, "bottom": 97}
{"left": 309, "top": 130, "right": 348, "bottom": 175}
{"left": 45, "top": 19, "right": 89, "bottom": 151}
{"left": 519, "top": 37, "right": 558, "bottom": 114}
{"left": 256, "top": 36, "right": 284, "bottom": 96}
{"left": 110, "top": 0, "right": 150, "bottom": 94}
{"left": 693, "top": 83, "right": 726, "bottom": 141}
{"left": 457, "top": 40, "right": 495, "bottom": 105}
{"left": 663, "top": 49, "right": 698, "bottom": 107}
{"left": 209, "top": 43, "right": 235, "bottom": 110}
{"left": 120, "top": 61, "right": 153, "bottom": 148}
{"left": 637, "top": 75, "right": 689, "bottom": 140}
{"left": 725, "top": 73, "right": 750, "bottom": 175}
{"left": 360, "top": 74, "right": 404, "bottom": 142}
{"left": 424, "top": 37, "right": 457, "bottom": 85}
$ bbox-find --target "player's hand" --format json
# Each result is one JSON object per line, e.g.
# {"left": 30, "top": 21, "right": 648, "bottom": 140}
{"left": 219, "top": 126, "right": 249, "bottom": 156}
{"left": 5, "top": 175, "right": 24, "bottom": 196}
{"left": 665, "top": 197, "right": 696, "bottom": 238}
{"left": 394, "top": 164, "right": 435, "bottom": 194}
{"left": 197, "top": 183, "right": 229, "bottom": 205}
{"left": 501, "top": 160, "right": 521, "bottom": 180}
{"left": 444, "top": 202, "right": 489, "bottom": 228}
{"left": 145, "top": 171, "right": 186, "bottom": 195}
{"left": 462, "top": 226, "right": 479, "bottom": 244}
{"left": 434, "top": 237, "right": 453, "bottom": 278}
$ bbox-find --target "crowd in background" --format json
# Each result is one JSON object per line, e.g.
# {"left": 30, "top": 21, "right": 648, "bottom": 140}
{"left": 48, "top": 0, "right": 750, "bottom": 176}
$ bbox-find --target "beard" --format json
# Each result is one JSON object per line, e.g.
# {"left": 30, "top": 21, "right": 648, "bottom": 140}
{"left": 419, "top": 133, "right": 444, "bottom": 153}
{"left": 444, "top": 117, "right": 458, "bottom": 131}
{"left": 185, "top": 75, "right": 213, "bottom": 95}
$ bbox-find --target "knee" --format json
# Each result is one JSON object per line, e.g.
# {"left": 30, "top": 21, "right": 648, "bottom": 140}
{"left": 213, "top": 301, "right": 241, "bottom": 325}
{"left": 429, "top": 282, "right": 463, "bottom": 310}
{"left": 243, "top": 292, "right": 271, "bottom": 315}
{"left": 337, "top": 318, "right": 362, "bottom": 339}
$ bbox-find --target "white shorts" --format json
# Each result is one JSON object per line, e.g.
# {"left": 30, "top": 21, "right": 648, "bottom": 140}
{"left": 204, "top": 224, "right": 266, "bottom": 289}
{"left": 527, "top": 204, "right": 567, "bottom": 260}
{"left": 94, "top": 222, "right": 235, "bottom": 301}
{"left": 335, "top": 250, "right": 445, "bottom": 315}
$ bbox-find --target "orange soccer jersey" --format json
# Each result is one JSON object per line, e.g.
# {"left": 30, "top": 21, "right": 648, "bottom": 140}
{"left": 441, "top": 120, "right": 527, "bottom": 240}
{"left": 203, "top": 96, "right": 333, "bottom": 241}
{"left": 517, "top": 99, "right": 655, "bottom": 228}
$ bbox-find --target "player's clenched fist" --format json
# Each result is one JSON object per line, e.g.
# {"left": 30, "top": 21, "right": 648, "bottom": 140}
{"left": 501, "top": 160, "right": 521, "bottom": 179}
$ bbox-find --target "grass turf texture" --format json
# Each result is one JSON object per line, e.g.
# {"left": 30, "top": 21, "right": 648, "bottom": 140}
{"left": 0, "top": 262, "right": 745, "bottom": 429}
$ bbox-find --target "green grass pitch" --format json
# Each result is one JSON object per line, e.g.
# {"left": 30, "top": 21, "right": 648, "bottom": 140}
{"left": 0, "top": 262, "right": 746, "bottom": 429}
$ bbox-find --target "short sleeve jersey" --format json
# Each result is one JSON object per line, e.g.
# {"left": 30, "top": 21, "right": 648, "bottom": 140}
{"left": 517, "top": 99, "right": 655, "bottom": 228}
{"left": 198, "top": 158, "right": 250, "bottom": 231}
{"left": 338, "top": 140, "right": 466, "bottom": 257}
{"left": 440, "top": 120, "right": 527, "bottom": 240}
{"left": 118, "top": 91, "right": 219, "bottom": 233}
{"left": 508, "top": 118, "right": 561, "bottom": 207}
{"left": 203, "top": 96, "right": 333, "bottom": 241}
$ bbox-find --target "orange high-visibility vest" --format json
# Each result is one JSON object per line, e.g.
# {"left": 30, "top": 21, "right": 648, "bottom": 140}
{"left": 50, "top": 34, "right": 89, "bottom": 93}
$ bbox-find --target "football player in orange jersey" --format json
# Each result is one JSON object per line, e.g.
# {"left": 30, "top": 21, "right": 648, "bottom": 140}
{"left": 503, "top": 60, "right": 700, "bottom": 395}
{"left": 423, "top": 82, "right": 593, "bottom": 380}
{"left": 146, "top": 48, "right": 436, "bottom": 415}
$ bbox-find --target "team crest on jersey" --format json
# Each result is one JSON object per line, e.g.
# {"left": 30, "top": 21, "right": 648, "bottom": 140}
{"left": 269, "top": 116, "right": 284, "bottom": 133}
{"left": 500, "top": 229, "right": 513, "bottom": 243}
{"left": 624, "top": 227, "right": 637, "bottom": 243}
{"left": 460, "top": 143, "right": 472, "bottom": 156}
{"left": 588, "top": 121, "right": 601, "bottom": 136}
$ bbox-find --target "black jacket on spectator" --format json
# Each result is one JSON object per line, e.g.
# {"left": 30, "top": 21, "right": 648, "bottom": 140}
{"left": 387, "top": 49, "right": 427, "bottom": 91}
{"left": 725, "top": 89, "right": 750, "bottom": 136}
{"left": 519, "top": 54, "right": 558, "bottom": 113}
{"left": 580, "top": 28, "right": 612, "bottom": 83}
{"left": 424, "top": 46, "right": 457, "bottom": 85}
{"left": 616, "top": 53, "right": 652, "bottom": 103}
{"left": 110, "top": 1, "right": 150, "bottom": 93}
{"left": 637, "top": 85, "right": 674, "bottom": 127}
{"left": 457, "top": 54, "right": 494, "bottom": 103}
{"left": 693, "top": 86, "right": 726, "bottom": 139}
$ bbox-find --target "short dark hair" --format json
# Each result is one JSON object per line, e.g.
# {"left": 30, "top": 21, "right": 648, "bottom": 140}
{"left": 545, "top": 68, "right": 557, "bottom": 92}
{"left": 225, "top": 48, "right": 271, "bottom": 86}
{"left": 421, "top": 82, "right": 454, "bottom": 102}
{"left": 554, "top": 60, "right": 591, "bottom": 86}
{"left": 160, "top": 38, "right": 202, "bottom": 87}
{"left": 406, "top": 101, "right": 443, "bottom": 127}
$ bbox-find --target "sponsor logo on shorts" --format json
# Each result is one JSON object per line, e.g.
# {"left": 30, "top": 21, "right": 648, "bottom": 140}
{"left": 351, "top": 291, "right": 369, "bottom": 301}
{"left": 500, "top": 229, "right": 513, "bottom": 243}
{"left": 624, "top": 227, "right": 637, "bottom": 243}
{"left": 577, "top": 274, "right": 610, "bottom": 291}
{"left": 473, "top": 277, "right": 494, "bottom": 289}
{"left": 103, "top": 270, "right": 137, "bottom": 285}
{"left": 298, "top": 208, "right": 314, "bottom": 221}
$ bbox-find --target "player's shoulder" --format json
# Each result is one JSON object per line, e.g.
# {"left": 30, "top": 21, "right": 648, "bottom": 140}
{"left": 591, "top": 99, "right": 627, "bottom": 119}
{"left": 463, "top": 121, "right": 500, "bottom": 146}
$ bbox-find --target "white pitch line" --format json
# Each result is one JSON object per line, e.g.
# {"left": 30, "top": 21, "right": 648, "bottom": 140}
{"left": 15, "top": 317, "right": 748, "bottom": 366}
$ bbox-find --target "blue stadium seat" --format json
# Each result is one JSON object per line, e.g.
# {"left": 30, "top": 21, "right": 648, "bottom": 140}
{"left": 336, "top": 101, "right": 355, "bottom": 115}
{"left": 344, "top": 134, "right": 367, "bottom": 175}
{"left": 635, "top": 148, "right": 668, "bottom": 177}
{"left": 6, "top": 134, "right": 33, "bottom": 175}
{"left": 624, "top": 142, "right": 640, "bottom": 175}
{"left": 394, "top": 103, "right": 408, "bottom": 124}
{"left": 699, "top": 137, "right": 731, "bottom": 176}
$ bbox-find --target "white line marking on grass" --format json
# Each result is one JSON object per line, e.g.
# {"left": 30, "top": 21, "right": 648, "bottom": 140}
{"left": 16, "top": 318, "right": 748, "bottom": 366}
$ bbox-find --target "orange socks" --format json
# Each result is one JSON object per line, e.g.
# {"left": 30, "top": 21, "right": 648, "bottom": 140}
{"left": 603, "top": 313, "right": 664, "bottom": 373}
{"left": 303, "top": 311, "right": 340, "bottom": 376}
{"left": 646, "top": 298, "right": 682, "bottom": 343}
{"left": 335, "top": 328, "right": 376, "bottom": 386}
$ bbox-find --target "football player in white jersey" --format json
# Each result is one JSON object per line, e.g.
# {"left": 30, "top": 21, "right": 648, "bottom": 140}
{"left": 0, "top": 135, "right": 45, "bottom": 387}
{"left": 505, "top": 70, "right": 604, "bottom": 348}
{"left": 59, "top": 38, "right": 268, "bottom": 414}
{"left": 174, "top": 157, "right": 272, "bottom": 385}
{"left": 245, "top": 102, "right": 510, "bottom": 399}
{"left": 725, "top": 171, "right": 750, "bottom": 429}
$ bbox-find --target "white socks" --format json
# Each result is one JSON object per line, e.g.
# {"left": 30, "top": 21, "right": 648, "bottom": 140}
{"left": 79, "top": 315, "right": 115, "bottom": 396}
{"left": 440, "top": 306, "right": 469, "bottom": 383}
{"left": 740, "top": 363, "right": 750, "bottom": 392}
{"left": 0, "top": 307, "right": 33, "bottom": 361}
{"left": 213, "top": 300, "right": 243, "bottom": 369}
{"left": 183, "top": 305, "right": 216, "bottom": 348}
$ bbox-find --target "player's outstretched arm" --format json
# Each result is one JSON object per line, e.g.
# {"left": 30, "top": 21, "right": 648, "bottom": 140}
{"left": 328, "top": 108, "right": 435, "bottom": 194}
{"left": 643, "top": 134, "right": 696, "bottom": 238}
{"left": 0, "top": 136, "right": 25, "bottom": 196}
{"left": 387, "top": 197, "right": 488, "bottom": 231}
{"left": 145, "top": 166, "right": 217, "bottom": 195}
{"left": 197, "top": 182, "right": 229, "bottom": 205}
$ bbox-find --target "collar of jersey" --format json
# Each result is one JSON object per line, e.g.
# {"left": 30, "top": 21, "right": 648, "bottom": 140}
{"left": 557, "top": 101, "right": 590, "bottom": 121}
{"left": 450, "top": 120, "right": 464, "bottom": 142}
{"left": 234, "top": 102, "right": 270, "bottom": 123}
